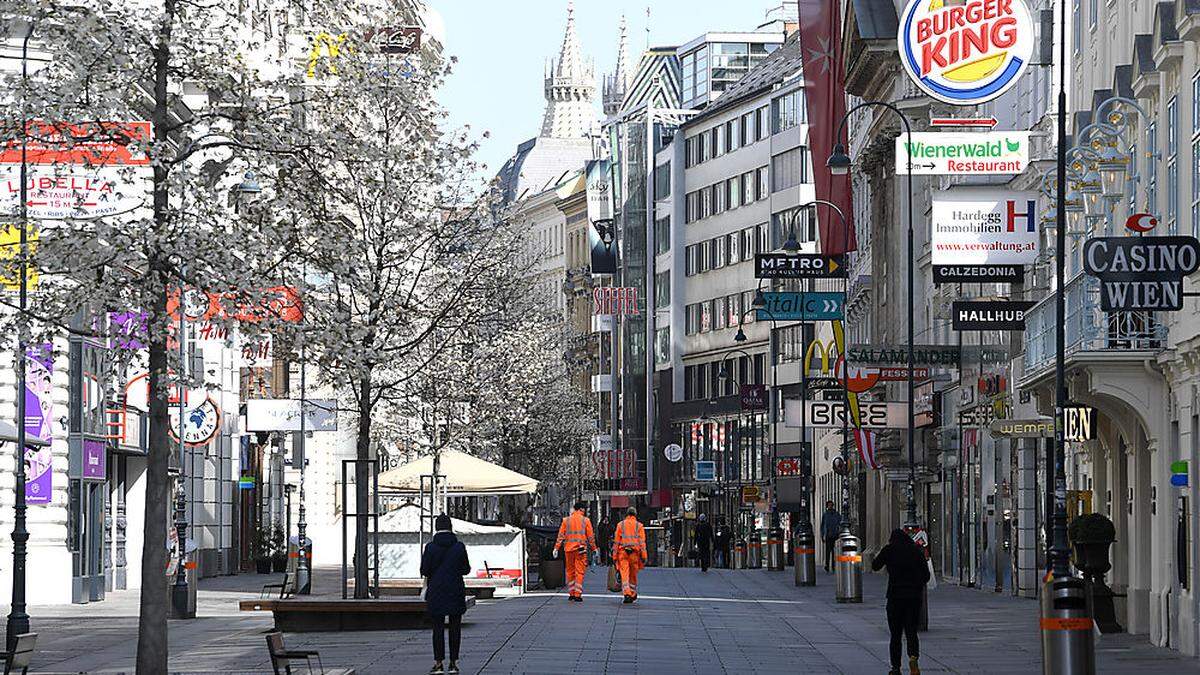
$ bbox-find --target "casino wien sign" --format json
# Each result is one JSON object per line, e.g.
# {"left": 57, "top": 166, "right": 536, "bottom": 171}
{"left": 1083, "top": 235, "right": 1200, "bottom": 311}
{"left": 898, "top": 0, "right": 1035, "bottom": 106}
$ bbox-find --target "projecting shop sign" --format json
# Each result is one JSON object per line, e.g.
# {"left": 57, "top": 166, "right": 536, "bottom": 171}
{"left": 783, "top": 399, "right": 907, "bottom": 429}
{"left": 933, "top": 263, "right": 1025, "bottom": 285}
{"left": 847, "top": 344, "right": 1009, "bottom": 366}
{"left": 755, "top": 253, "right": 846, "bottom": 279}
{"left": 951, "top": 300, "right": 1036, "bottom": 330}
{"left": 896, "top": 132, "right": 1030, "bottom": 175}
{"left": 1082, "top": 235, "right": 1200, "bottom": 311}
{"left": 757, "top": 291, "right": 844, "bottom": 320}
{"left": 932, "top": 188, "right": 1040, "bottom": 266}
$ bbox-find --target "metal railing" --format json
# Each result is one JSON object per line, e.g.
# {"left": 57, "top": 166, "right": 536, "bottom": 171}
{"left": 1023, "top": 273, "right": 1166, "bottom": 376}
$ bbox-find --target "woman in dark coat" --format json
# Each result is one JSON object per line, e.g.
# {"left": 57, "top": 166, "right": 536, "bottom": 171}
{"left": 421, "top": 514, "right": 471, "bottom": 675}
{"left": 872, "top": 528, "right": 931, "bottom": 675}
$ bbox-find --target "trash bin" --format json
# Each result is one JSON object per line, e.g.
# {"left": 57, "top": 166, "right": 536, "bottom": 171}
{"left": 766, "top": 526, "right": 786, "bottom": 571}
{"left": 734, "top": 539, "right": 747, "bottom": 569}
{"left": 747, "top": 530, "right": 762, "bottom": 568}
{"left": 835, "top": 532, "right": 862, "bottom": 603}
{"left": 1039, "top": 575, "right": 1095, "bottom": 674}
{"left": 793, "top": 529, "right": 817, "bottom": 586}
{"left": 287, "top": 535, "right": 313, "bottom": 595}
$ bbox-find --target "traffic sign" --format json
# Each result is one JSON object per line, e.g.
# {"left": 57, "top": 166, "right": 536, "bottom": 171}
{"left": 663, "top": 443, "right": 683, "bottom": 463}
{"left": 1171, "top": 460, "right": 1189, "bottom": 488}
{"left": 1083, "top": 235, "right": 1200, "bottom": 311}
{"left": 238, "top": 476, "right": 255, "bottom": 490}
{"left": 695, "top": 460, "right": 716, "bottom": 482}
{"left": 896, "top": 132, "right": 1030, "bottom": 175}
{"left": 930, "top": 116, "right": 998, "bottom": 129}
{"left": 755, "top": 253, "right": 846, "bottom": 279}
{"left": 757, "top": 291, "right": 844, "bottom": 320}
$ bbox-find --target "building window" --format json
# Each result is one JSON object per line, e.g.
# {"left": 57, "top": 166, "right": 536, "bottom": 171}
{"left": 727, "top": 119, "right": 739, "bottom": 153}
{"left": 714, "top": 297, "right": 727, "bottom": 330}
{"left": 756, "top": 106, "right": 769, "bottom": 141}
{"left": 727, "top": 293, "right": 741, "bottom": 327}
{"left": 728, "top": 177, "right": 740, "bottom": 209}
{"left": 713, "top": 183, "right": 726, "bottom": 214}
{"left": 741, "top": 227, "right": 755, "bottom": 259}
{"left": 1088, "top": 0, "right": 1097, "bottom": 30}
{"left": 756, "top": 166, "right": 769, "bottom": 200}
{"left": 728, "top": 232, "right": 740, "bottom": 264}
{"left": 694, "top": 46, "right": 709, "bottom": 100}
{"left": 756, "top": 222, "right": 770, "bottom": 253}
{"left": 686, "top": 190, "right": 700, "bottom": 223}
{"left": 1148, "top": 121, "right": 1158, "bottom": 214}
{"left": 741, "top": 111, "right": 754, "bottom": 146}
{"left": 771, "top": 147, "right": 810, "bottom": 192}
{"left": 742, "top": 171, "right": 755, "bottom": 204}
{"left": 772, "top": 89, "right": 807, "bottom": 134}
{"left": 685, "top": 304, "right": 697, "bottom": 335}
{"left": 685, "top": 244, "right": 698, "bottom": 276}
{"left": 1193, "top": 139, "right": 1200, "bottom": 238}
{"left": 711, "top": 42, "right": 751, "bottom": 95}
{"left": 741, "top": 291, "right": 756, "bottom": 324}
{"left": 1072, "top": 0, "right": 1081, "bottom": 53}
{"left": 1193, "top": 72, "right": 1200, "bottom": 133}
{"left": 699, "top": 132, "right": 709, "bottom": 163}
{"left": 713, "top": 127, "right": 724, "bottom": 157}
{"left": 655, "top": 216, "right": 670, "bottom": 254}
{"left": 701, "top": 187, "right": 712, "bottom": 219}
{"left": 772, "top": 205, "right": 816, "bottom": 247}
{"left": 655, "top": 271, "right": 670, "bottom": 307}
{"left": 701, "top": 300, "right": 712, "bottom": 332}
{"left": 713, "top": 236, "right": 726, "bottom": 269}
{"left": 655, "top": 327, "right": 670, "bottom": 366}
{"left": 682, "top": 52, "right": 695, "bottom": 104}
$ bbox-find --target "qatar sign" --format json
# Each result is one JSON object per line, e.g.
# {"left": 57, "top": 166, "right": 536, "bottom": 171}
{"left": 931, "top": 188, "right": 1039, "bottom": 266}
{"left": 899, "top": 0, "right": 1035, "bottom": 105}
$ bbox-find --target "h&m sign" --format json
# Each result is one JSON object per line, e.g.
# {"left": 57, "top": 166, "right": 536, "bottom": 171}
{"left": 593, "top": 286, "right": 639, "bottom": 316}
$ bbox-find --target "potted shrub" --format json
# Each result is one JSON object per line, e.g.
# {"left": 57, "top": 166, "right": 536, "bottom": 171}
{"left": 270, "top": 523, "right": 288, "bottom": 573}
{"left": 252, "top": 529, "right": 272, "bottom": 574}
{"left": 1067, "top": 512, "right": 1122, "bottom": 633}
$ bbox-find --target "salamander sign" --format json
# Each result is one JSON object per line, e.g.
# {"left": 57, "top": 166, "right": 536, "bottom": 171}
{"left": 898, "top": 0, "right": 1035, "bottom": 106}
{"left": 1082, "top": 235, "right": 1200, "bottom": 311}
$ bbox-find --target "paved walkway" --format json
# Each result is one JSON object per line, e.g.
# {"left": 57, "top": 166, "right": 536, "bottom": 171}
{"left": 9, "top": 565, "right": 1199, "bottom": 673}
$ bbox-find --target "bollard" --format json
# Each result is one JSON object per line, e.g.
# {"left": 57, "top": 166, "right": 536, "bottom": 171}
{"left": 747, "top": 530, "right": 763, "bottom": 568}
{"left": 794, "top": 529, "right": 817, "bottom": 586}
{"left": 766, "top": 526, "right": 786, "bottom": 571}
{"left": 835, "top": 532, "right": 862, "bottom": 603}
{"left": 1040, "top": 576, "right": 1096, "bottom": 674}
{"left": 734, "top": 539, "right": 747, "bottom": 569}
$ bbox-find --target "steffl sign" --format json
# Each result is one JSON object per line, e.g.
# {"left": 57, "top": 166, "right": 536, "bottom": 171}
{"left": 1082, "top": 235, "right": 1200, "bottom": 311}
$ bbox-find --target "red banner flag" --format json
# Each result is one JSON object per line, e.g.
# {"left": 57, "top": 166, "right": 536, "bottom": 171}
{"left": 796, "top": 1, "right": 856, "bottom": 255}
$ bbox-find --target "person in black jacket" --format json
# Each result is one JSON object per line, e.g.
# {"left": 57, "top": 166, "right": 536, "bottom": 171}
{"left": 421, "top": 514, "right": 471, "bottom": 675}
{"left": 713, "top": 520, "right": 731, "bottom": 568}
{"left": 872, "top": 529, "right": 931, "bottom": 675}
{"left": 693, "top": 514, "right": 713, "bottom": 572}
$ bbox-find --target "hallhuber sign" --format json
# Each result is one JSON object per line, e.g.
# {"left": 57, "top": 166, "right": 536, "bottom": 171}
{"left": 1082, "top": 235, "right": 1200, "bottom": 311}
{"left": 951, "top": 300, "right": 1036, "bottom": 330}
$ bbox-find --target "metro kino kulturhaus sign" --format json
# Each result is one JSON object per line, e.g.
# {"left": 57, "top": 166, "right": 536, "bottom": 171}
{"left": 1083, "top": 235, "right": 1200, "bottom": 311}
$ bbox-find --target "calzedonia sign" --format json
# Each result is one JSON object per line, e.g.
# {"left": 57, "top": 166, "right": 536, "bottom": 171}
{"left": 1083, "top": 235, "right": 1200, "bottom": 311}
{"left": 898, "top": 0, "right": 1036, "bottom": 106}
{"left": 933, "top": 264, "right": 1025, "bottom": 285}
{"left": 951, "top": 300, "right": 1035, "bottom": 330}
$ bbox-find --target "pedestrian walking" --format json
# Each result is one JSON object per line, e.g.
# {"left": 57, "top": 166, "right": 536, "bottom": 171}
{"left": 612, "top": 506, "right": 647, "bottom": 603}
{"left": 597, "top": 517, "right": 612, "bottom": 566}
{"left": 872, "top": 528, "right": 931, "bottom": 675}
{"left": 554, "top": 500, "right": 596, "bottom": 602}
{"left": 421, "top": 514, "right": 471, "bottom": 675}
{"left": 820, "top": 501, "right": 842, "bottom": 572}
{"left": 714, "top": 520, "right": 731, "bottom": 568}
{"left": 693, "top": 514, "right": 713, "bottom": 572}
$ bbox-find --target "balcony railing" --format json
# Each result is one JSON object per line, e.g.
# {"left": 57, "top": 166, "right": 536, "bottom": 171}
{"left": 1023, "top": 273, "right": 1166, "bottom": 377}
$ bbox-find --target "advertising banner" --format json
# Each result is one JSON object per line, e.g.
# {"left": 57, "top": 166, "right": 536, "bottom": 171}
{"left": 244, "top": 398, "right": 338, "bottom": 432}
{"left": 896, "top": 132, "right": 1030, "bottom": 175}
{"left": 82, "top": 438, "right": 106, "bottom": 480}
{"left": 1, "top": 166, "right": 146, "bottom": 220}
{"left": 931, "top": 189, "right": 1039, "bottom": 266}
{"left": 0, "top": 224, "right": 38, "bottom": 291}
{"left": 586, "top": 159, "right": 617, "bottom": 275}
{"left": 24, "top": 343, "right": 53, "bottom": 504}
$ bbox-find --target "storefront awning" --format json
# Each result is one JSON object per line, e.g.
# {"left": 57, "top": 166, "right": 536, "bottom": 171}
{"left": 378, "top": 450, "right": 538, "bottom": 496}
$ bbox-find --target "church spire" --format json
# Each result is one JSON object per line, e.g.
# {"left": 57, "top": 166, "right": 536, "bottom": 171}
{"left": 603, "top": 16, "right": 632, "bottom": 117}
{"left": 540, "top": 1, "right": 597, "bottom": 139}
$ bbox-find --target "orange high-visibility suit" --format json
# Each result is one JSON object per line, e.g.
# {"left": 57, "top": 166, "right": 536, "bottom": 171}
{"left": 555, "top": 509, "right": 596, "bottom": 600}
{"left": 612, "top": 514, "right": 647, "bottom": 601}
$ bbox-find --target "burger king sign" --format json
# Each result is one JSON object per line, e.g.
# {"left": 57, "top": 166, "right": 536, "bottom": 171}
{"left": 898, "top": 0, "right": 1035, "bottom": 106}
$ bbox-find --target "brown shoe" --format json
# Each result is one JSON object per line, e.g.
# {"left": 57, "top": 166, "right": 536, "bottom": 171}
{"left": 909, "top": 656, "right": 920, "bottom": 675}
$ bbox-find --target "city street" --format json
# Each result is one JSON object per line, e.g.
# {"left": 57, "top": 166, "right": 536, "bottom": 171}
{"left": 12, "top": 566, "right": 1196, "bottom": 673}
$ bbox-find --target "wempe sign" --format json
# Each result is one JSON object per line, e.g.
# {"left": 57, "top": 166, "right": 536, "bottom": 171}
{"left": 1082, "top": 235, "right": 1200, "bottom": 311}
{"left": 932, "top": 188, "right": 1039, "bottom": 266}
{"left": 898, "top": 0, "right": 1035, "bottom": 106}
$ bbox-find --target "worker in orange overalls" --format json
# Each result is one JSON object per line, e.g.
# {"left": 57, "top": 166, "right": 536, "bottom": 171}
{"left": 554, "top": 500, "right": 596, "bottom": 602}
{"left": 612, "top": 506, "right": 647, "bottom": 603}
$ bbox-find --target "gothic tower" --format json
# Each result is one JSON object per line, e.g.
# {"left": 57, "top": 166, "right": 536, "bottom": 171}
{"left": 602, "top": 17, "right": 632, "bottom": 117}
{"left": 540, "top": 2, "right": 597, "bottom": 139}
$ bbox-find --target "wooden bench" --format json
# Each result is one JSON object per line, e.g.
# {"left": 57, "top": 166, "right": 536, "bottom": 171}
{"left": 361, "top": 578, "right": 514, "bottom": 599}
{"left": 240, "top": 597, "right": 476, "bottom": 632}
{"left": 3, "top": 633, "right": 35, "bottom": 675}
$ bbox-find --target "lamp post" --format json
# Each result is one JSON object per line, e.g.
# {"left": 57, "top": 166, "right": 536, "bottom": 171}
{"left": 827, "top": 103, "right": 918, "bottom": 530}
{"left": 6, "top": 19, "right": 35, "bottom": 649}
{"left": 716, "top": 348, "right": 754, "bottom": 529}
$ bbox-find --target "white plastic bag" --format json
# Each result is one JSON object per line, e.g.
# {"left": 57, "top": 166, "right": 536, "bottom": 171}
{"left": 926, "top": 558, "right": 938, "bottom": 590}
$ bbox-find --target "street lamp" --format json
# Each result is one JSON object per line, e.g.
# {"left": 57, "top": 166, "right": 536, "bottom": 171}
{"left": 715, "top": 348, "right": 754, "bottom": 543}
{"left": 733, "top": 309, "right": 782, "bottom": 570}
{"left": 828, "top": 102, "right": 919, "bottom": 531}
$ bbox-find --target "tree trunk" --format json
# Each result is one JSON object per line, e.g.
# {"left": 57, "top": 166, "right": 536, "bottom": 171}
{"left": 353, "top": 372, "right": 372, "bottom": 598}
{"left": 137, "top": 3, "right": 175, "bottom": 668}
{"left": 136, "top": 283, "right": 170, "bottom": 672}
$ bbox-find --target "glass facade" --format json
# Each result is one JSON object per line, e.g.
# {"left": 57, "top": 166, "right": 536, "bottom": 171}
{"left": 680, "top": 41, "right": 779, "bottom": 107}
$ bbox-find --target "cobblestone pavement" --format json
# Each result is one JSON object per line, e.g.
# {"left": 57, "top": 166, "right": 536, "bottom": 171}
{"left": 9, "top": 565, "right": 1199, "bottom": 673}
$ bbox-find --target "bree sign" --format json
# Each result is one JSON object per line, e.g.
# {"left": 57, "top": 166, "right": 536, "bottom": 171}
{"left": 783, "top": 399, "right": 907, "bottom": 429}
{"left": 1083, "top": 236, "right": 1200, "bottom": 311}
{"left": 755, "top": 253, "right": 846, "bottom": 279}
